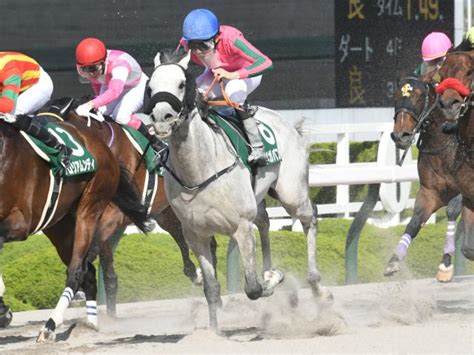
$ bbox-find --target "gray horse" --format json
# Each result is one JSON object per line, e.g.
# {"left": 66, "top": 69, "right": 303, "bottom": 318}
{"left": 145, "top": 51, "right": 332, "bottom": 330}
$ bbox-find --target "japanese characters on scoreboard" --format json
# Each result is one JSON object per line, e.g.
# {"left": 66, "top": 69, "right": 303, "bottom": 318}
{"left": 335, "top": 0, "right": 454, "bottom": 107}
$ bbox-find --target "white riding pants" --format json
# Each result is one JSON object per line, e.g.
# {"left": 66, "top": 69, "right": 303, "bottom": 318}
{"left": 14, "top": 67, "right": 54, "bottom": 115}
{"left": 97, "top": 73, "right": 149, "bottom": 125}
{"left": 196, "top": 69, "right": 262, "bottom": 104}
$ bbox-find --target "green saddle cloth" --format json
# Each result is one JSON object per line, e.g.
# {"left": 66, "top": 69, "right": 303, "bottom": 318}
{"left": 24, "top": 122, "right": 96, "bottom": 177}
{"left": 208, "top": 112, "right": 282, "bottom": 170}
{"left": 121, "top": 125, "right": 164, "bottom": 175}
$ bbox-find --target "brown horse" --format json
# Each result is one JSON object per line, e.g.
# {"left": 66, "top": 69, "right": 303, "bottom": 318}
{"left": 387, "top": 75, "right": 462, "bottom": 281}
{"left": 37, "top": 97, "right": 207, "bottom": 316}
{"left": 0, "top": 116, "right": 150, "bottom": 341}
{"left": 436, "top": 51, "right": 474, "bottom": 262}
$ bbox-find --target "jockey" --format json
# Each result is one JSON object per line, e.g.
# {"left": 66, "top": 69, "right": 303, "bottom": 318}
{"left": 416, "top": 29, "right": 474, "bottom": 80}
{"left": 0, "top": 52, "right": 72, "bottom": 173}
{"left": 180, "top": 8, "right": 273, "bottom": 166}
{"left": 75, "top": 38, "right": 167, "bottom": 158}
{"left": 416, "top": 30, "right": 474, "bottom": 133}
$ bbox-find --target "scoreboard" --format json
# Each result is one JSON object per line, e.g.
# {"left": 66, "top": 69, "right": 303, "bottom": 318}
{"left": 335, "top": 0, "right": 454, "bottom": 107}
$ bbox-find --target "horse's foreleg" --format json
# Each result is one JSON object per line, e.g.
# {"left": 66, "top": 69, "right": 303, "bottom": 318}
{"left": 184, "top": 230, "right": 221, "bottom": 332}
{"left": 384, "top": 188, "right": 444, "bottom": 277}
{"left": 437, "top": 194, "right": 462, "bottom": 282}
{"left": 156, "top": 206, "right": 200, "bottom": 284}
{"left": 38, "top": 208, "right": 102, "bottom": 342}
{"left": 461, "top": 201, "right": 474, "bottom": 261}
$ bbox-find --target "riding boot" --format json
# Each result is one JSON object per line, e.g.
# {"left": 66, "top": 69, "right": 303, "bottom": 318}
{"left": 13, "top": 114, "right": 72, "bottom": 174}
{"left": 238, "top": 103, "right": 268, "bottom": 166}
{"left": 136, "top": 122, "right": 168, "bottom": 165}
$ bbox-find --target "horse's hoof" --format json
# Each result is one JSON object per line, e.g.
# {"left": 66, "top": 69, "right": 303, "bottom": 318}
{"left": 193, "top": 268, "right": 203, "bottom": 286}
{"left": 36, "top": 328, "right": 56, "bottom": 343}
{"left": 314, "top": 286, "right": 334, "bottom": 307}
{"left": 0, "top": 308, "right": 12, "bottom": 328}
{"left": 263, "top": 269, "right": 285, "bottom": 290}
{"left": 384, "top": 262, "right": 400, "bottom": 276}
{"left": 436, "top": 263, "right": 454, "bottom": 283}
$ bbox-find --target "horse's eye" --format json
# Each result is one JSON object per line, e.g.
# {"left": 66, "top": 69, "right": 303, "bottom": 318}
{"left": 179, "top": 82, "right": 185, "bottom": 90}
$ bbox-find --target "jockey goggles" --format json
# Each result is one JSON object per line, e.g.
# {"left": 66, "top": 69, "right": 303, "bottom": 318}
{"left": 420, "top": 56, "right": 446, "bottom": 76}
{"left": 77, "top": 63, "right": 104, "bottom": 75}
{"left": 188, "top": 38, "right": 215, "bottom": 52}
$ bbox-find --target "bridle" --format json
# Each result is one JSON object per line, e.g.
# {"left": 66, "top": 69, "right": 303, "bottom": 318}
{"left": 145, "top": 62, "right": 240, "bottom": 191}
{"left": 394, "top": 77, "right": 439, "bottom": 165}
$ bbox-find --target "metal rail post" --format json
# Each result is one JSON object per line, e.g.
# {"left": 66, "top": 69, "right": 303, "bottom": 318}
{"left": 345, "top": 184, "right": 381, "bottom": 284}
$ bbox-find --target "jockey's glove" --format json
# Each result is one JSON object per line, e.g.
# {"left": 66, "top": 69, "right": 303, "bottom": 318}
{"left": 0, "top": 112, "right": 16, "bottom": 123}
{"left": 76, "top": 102, "right": 94, "bottom": 117}
{"left": 466, "top": 26, "right": 474, "bottom": 47}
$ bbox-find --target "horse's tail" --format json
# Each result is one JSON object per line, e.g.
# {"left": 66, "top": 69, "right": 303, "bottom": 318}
{"left": 112, "top": 165, "right": 153, "bottom": 234}
{"left": 293, "top": 117, "right": 307, "bottom": 137}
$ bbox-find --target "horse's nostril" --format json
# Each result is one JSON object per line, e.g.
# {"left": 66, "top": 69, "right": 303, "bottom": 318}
{"left": 165, "top": 113, "right": 173, "bottom": 120}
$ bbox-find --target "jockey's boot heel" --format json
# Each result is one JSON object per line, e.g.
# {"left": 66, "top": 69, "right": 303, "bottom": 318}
{"left": 238, "top": 103, "right": 268, "bottom": 166}
{"left": 137, "top": 122, "right": 168, "bottom": 165}
{"left": 15, "top": 115, "right": 72, "bottom": 174}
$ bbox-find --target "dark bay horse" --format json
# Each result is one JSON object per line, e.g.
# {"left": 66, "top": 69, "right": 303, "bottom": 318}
{"left": 37, "top": 98, "right": 205, "bottom": 316}
{"left": 436, "top": 51, "right": 474, "bottom": 261}
{"left": 387, "top": 76, "right": 462, "bottom": 281}
{"left": 0, "top": 118, "right": 150, "bottom": 341}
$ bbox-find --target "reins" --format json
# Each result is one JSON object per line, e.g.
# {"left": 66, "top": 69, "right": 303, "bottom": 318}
{"left": 204, "top": 76, "right": 243, "bottom": 111}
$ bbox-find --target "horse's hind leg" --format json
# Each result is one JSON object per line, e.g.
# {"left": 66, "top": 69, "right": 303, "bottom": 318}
{"left": 183, "top": 230, "right": 222, "bottom": 331}
{"left": 155, "top": 206, "right": 201, "bottom": 285}
{"left": 98, "top": 227, "right": 124, "bottom": 317}
{"left": 80, "top": 261, "right": 98, "bottom": 329}
{"left": 254, "top": 200, "right": 284, "bottom": 290}
{"left": 254, "top": 200, "right": 272, "bottom": 272}
{"left": 384, "top": 187, "right": 444, "bottom": 277}
{"left": 0, "top": 274, "right": 12, "bottom": 328}
{"left": 437, "top": 194, "right": 462, "bottom": 282}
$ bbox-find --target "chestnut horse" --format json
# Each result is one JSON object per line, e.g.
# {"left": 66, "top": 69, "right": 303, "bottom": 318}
{"left": 0, "top": 117, "right": 150, "bottom": 341}
{"left": 38, "top": 97, "right": 206, "bottom": 316}
{"left": 436, "top": 51, "right": 474, "bottom": 262}
{"left": 387, "top": 76, "right": 462, "bottom": 281}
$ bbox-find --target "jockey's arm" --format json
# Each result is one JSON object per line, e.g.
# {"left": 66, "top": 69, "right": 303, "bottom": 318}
{"left": 230, "top": 36, "right": 273, "bottom": 79}
{"left": 91, "top": 65, "right": 129, "bottom": 108}
{"left": 0, "top": 69, "right": 21, "bottom": 113}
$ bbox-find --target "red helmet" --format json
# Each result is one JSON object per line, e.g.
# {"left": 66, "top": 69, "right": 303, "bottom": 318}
{"left": 76, "top": 38, "right": 106, "bottom": 66}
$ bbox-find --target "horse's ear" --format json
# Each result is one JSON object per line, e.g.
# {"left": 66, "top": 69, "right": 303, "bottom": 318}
{"left": 153, "top": 51, "right": 162, "bottom": 68}
{"left": 178, "top": 51, "right": 191, "bottom": 70}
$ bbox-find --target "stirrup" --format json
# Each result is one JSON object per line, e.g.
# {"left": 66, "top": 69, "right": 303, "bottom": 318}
{"left": 248, "top": 147, "right": 268, "bottom": 166}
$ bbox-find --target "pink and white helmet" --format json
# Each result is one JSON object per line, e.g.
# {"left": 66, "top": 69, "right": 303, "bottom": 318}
{"left": 421, "top": 32, "right": 452, "bottom": 61}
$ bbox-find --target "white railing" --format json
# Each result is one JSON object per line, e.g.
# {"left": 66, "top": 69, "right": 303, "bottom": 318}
{"left": 266, "top": 121, "right": 420, "bottom": 231}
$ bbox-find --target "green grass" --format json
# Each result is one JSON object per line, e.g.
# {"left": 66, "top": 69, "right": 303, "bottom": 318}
{"left": 1, "top": 218, "right": 472, "bottom": 312}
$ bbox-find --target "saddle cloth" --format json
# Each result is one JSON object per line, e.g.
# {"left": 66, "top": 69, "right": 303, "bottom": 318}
{"left": 207, "top": 111, "right": 282, "bottom": 170}
{"left": 121, "top": 125, "right": 164, "bottom": 175}
{"left": 21, "top": 122, "right": 96, "bottom": 177}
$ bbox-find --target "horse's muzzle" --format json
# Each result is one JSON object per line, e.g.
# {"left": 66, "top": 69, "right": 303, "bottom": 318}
{"left": 391, "top": 131, "right": 413, "bottom": 150}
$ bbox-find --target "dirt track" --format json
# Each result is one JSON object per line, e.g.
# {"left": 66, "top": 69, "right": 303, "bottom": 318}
{"left": 1, "top": 275, "right": 473, "bottom": 354}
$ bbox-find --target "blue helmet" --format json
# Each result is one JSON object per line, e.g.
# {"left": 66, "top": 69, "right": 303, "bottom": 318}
{"left": 182, "top": 9, "right": 219, "bottom": 41}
